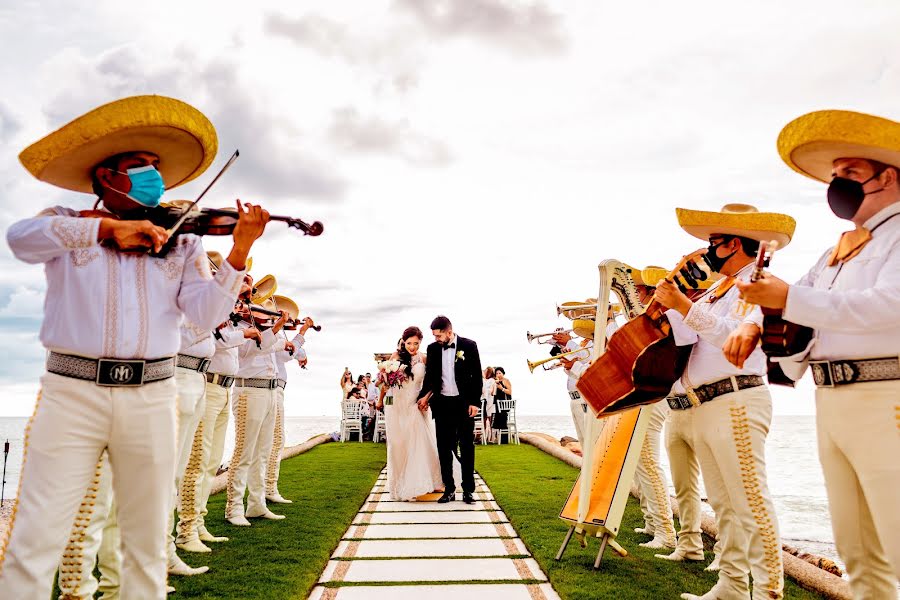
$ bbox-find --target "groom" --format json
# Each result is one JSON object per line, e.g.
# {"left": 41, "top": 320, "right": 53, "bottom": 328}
{"left": 419, "top": 315, "right": 483, "bottom": 504}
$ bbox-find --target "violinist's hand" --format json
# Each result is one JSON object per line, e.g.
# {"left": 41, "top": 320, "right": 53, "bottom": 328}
{"left": 299, "top": 317, "right": 314, "bottom": 335}
{"left": 284, "top": 341, "right": 296, "bottom": 354}
{"left": 99, "top": 218, "right": 169, "bottom": 253}
{"left": 735, "top": 275, "right": 789, "bottom": 310}
{"left": 243, "top": 327, "right": 262, "bottom": 343}
{"left": 298, "top": 357, "right": 308, "bottom": 369}
{"left": 227, "top": 201, "right": 269, "bottom": 270}
{"left": 723, "top": 322, "right": 761, "bottom": 368}
{"left": 654, "top": 280, "right": 693, "bottom": 316}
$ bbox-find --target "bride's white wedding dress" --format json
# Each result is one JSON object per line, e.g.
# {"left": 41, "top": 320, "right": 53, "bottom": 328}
{"left": 385, "top": 355, "right": 445, "bottom": 501}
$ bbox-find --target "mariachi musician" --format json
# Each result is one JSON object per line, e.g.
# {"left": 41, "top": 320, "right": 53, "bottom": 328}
{"left": 735, "top": 110, "right": 900, "bottom": 598}
{"left": 266, "top": 294, "right": 314, "bottom": 505}
{"left": 654, "top": 204, "right": 795, "bottom": 600}
{"left": 551, "top": 300, "right": 598, "bottom": 448}
{"left": 1, "top": 95, "right": 268, "bottom": 597}
{"left": 225, "top": 276, "right": 290, "bottom": 525}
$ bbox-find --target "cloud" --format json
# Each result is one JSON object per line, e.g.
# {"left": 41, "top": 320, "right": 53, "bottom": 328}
{"left": 394, "top": 0, "right": 568, "bottom": 55}
{"left": 0, "top": 103, "right": 22, "bottom": 142}
{"left": 328, "top": 107, "right": 452, "bottom": 166}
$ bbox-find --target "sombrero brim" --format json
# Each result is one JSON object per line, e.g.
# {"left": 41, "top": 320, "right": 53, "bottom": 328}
{"left": 19, "top": 95, "right": 217, "bottom": 193}
{"left": 271, "top": 295, "right": 299, "bottom": 321}
{"left": 252, "top": 274, "right": 277, "bottom": 304}
{"left": 572, "top": 319, "right": 594, "bottom": 339}
{"left": 777, "top": 110, "right": 900, "bottom": 183}
{"left": 676, "top": 208, "right": 795, "bottom": 249}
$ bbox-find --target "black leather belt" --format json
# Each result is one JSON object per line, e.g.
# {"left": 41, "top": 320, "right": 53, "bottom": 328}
{"left": 205, "top": 372, "right": 234, "bottom": 388}
{"left": 177, "top": 354, "right": 212, "bottom": 374}
{"left": 235, "top": 377, "right": 279, "bottom": 390}
{"left": 673, "top": 375, "right": 765, "bottom": 409}
{"left": 810, "top": 357, "right": 900, "bottom": 387}
{"left": 47, "top": 352, "right": 174, "bottom": 387}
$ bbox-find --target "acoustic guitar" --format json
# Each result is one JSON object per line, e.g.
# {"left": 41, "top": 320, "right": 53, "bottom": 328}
{"left": 576, "top": 249, "right": 709, "bottom": 416}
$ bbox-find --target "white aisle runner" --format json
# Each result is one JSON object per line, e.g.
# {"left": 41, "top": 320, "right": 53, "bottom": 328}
{"left": 308, "top": 469, "right": 560, "bottom": 600}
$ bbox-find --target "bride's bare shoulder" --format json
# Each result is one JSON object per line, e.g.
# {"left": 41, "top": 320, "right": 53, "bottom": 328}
{"left": 418, "top": 353, "right": 427, "bottom": 365}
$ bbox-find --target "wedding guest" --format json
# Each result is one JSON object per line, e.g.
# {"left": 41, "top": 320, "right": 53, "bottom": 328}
{"left": 493, "top": 367, "right": 512, "bottom": 442}
{"left": 481, "top": 367, "right": 497, "bottom": 442}
{"left": 340, "top": 368, "right": 354, "bottom": 399}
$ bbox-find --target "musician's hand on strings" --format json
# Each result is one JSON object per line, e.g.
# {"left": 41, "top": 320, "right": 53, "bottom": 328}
{"left": 227, "top": 201, "right": 269, "bottom": 270}
{"left": 654, "top": 280, "right": 693, "bottom": 316}
{"left": 723, "top": 322, "right": 761, "bottom": 368}
{"left": 99, "top": 218, "right": 169, "bottom": 253}
{"left": 735, "top": 275, "right": 789, "bottom": 310}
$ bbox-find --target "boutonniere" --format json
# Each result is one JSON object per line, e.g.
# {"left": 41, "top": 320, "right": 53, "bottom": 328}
{"left": 456, "top": 350, "right": 465, "bottom": 362}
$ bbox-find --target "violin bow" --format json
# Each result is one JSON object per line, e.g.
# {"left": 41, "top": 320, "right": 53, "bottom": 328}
{"left": 165, "top": 150, "right": 240, "bottom": 237}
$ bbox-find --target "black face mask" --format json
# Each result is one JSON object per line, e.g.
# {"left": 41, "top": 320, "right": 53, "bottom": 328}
{"left": 827, "top": 173, "right": 883, "bottom": 220}
{"left": 703, "top": 240, "right": 737, "bottom": 274}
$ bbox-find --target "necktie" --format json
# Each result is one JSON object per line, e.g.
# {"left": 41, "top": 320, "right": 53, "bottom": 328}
{"left": 827, "top": 227, "right": 872, "bottom": 266}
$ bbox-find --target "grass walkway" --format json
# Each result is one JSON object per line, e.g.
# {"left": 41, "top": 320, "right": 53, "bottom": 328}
{"left": 477, "top": 444, "right": 826, "bottom": 600}
{"left": 171, "top": 442, "right": 385, "bottom": 599}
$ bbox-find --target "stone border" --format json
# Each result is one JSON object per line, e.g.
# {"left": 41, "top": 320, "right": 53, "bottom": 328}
{"left": 519, "top": 433, "right": 851, "bottom": 600}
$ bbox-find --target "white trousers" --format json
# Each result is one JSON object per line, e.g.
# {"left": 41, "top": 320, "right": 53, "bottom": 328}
{"left": 167, "top": 368, "right": 206, "bottom": 559}
{"left": 265, "top": 388, "right": 286, "bottom": 497}
{"left": 816, "top": 381, "right": 900, "bottom": 599}
{"left": 694, "top": 385, "right": 783, "bottom": 600}
{"left": 0, "top": 373, "right": 176, "bottom": 599}
{"left": 226, "top": 387, "right": 277, "bottom": 519}
{"left": 177, "top": 380, "right": 231, "bottom": 542}
{"left": 665, "top": 404, "right": 704, "bottom": 555}
{"left": 569, "top": 396, "right": 586, "bottom": 447}
{"left": 634, "top": 400, "right": 676, "bottom": 542}
{"left": 57, "top": 451, "right": 121, "bottom": 600}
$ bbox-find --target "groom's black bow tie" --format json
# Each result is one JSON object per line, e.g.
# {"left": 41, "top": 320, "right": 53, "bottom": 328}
{"left": 443, "top": 342, "right": 456, "bottom": 350}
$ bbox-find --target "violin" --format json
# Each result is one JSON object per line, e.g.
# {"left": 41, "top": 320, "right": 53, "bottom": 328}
{"left": 228, "top": 302, "right": 322, "bottom": 332}
{"left": 81, "top": 204, "right": 323, "bottom": 257}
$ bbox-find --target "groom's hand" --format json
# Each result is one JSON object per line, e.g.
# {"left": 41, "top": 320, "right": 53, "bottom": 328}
{"left": 417, "top": 398, "right": 429, "bottom": 411}
{"left": 468, "top": 405, "right": 478, "bottom": 418}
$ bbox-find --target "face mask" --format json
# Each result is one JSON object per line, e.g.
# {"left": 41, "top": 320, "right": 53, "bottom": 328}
{"left": 826, "top": 172, "right": 883, "bottom": 220}
{"left": 703, "top": 240, "right": 737, "bottom": 273}
{"left": 109, "top": 165, "right": 166, "bottom": 208}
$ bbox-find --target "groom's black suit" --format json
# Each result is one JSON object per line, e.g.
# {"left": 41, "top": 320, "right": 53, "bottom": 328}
{"left": 419, "top": 335, "right": 482, "bottom": 494}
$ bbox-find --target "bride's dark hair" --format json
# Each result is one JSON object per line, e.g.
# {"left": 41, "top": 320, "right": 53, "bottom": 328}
{"left": 398, "top": 326, "right": 423, "bottom": 378}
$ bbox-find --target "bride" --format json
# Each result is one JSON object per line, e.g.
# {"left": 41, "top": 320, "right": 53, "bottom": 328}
{"left": 376, "top": 326, "right": 444, "bottom": 501}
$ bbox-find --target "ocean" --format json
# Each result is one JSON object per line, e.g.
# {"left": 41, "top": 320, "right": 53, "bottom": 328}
{"left": 0, "top": 414, "right": 839, "bottom": 569}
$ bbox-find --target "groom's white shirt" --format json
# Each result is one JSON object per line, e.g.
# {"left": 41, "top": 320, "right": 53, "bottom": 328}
{"left": 440, "top": 334, "right": 460, "bottom": 396}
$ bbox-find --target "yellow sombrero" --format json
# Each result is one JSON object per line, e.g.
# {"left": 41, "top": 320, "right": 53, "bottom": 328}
{"left": 572, "top": 319, "right": 595, "bottom": 339}
{"left": 271, "top": 294, "right": 299, "bottom": 322}
{"left": 640, "top": 265, "right": 721, "bottom": 289}
{"left": 252, "top": 274, "right": 277, "bottom": 303}
{"left": 19, "top": 95, "right": 217, "bottom": 193}
{"left": 206, "top": 251, "right": 251, "bottom": 273}
{"left": 777, "top": 110, "right": 900, "bottom": 183}
{"left": 676, "top": 203, "right": 796, "bottom": 249}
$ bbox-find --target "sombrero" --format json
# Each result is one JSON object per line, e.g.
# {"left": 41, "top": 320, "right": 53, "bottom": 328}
{"left": 271, "top": 294, "right": 299, "bottom": 322}
{"left": 572, "top": 319, "right": 595, "bottom": 340}
{"left": 251, "top": 274, "right": 277, "bottom": 303}
{"left": 640, "top": 265, "right": 720, "bottom": 289}
{"left": 676, "top": 203, "right": 796, "bottom": 249}
{"left": 206, "top": 251, "right": 251, "bottom": 274}
{"left": 777, "top": 110, "right": 900, "bottom": 183}
{"left": 19, "top": 95, "right": 217, "bottom": 193}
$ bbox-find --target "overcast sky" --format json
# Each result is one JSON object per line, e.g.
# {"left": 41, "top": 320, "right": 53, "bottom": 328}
{"left": 1, "top": 0, "right": 898, "bottom": 417}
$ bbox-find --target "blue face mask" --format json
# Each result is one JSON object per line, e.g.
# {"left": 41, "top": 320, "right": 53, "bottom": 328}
{"left": 111, "top": 165, "right": 166, "bottom": 207}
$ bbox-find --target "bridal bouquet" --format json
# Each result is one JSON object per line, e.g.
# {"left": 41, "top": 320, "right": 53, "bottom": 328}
{"left": 377, "top": 359, "right": 408, "bottom": 388}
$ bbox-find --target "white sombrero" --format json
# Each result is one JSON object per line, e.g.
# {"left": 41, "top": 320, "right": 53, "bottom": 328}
{"left": 19, "top": 95, "right": 217, "bottom": 193}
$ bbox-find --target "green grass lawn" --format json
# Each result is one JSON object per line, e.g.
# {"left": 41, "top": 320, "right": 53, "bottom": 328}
{"left": 477, "top": 444, "right": 826, "bottom": 600}
{"left": 168, "top": 442, "right": 384, "bottom": 599}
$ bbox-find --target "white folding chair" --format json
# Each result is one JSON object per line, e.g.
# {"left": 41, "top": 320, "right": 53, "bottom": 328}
{"left": 472, "top": 406, "right": 485, "bottom": 445}
{"left": 373, "top": 410, "right": 386, "bottom": 443}
{"left": 340, "top": 400, "right": 363, "bottom": 443}
{"left": 494, "top": 398, "right": 519, "bottom": 445}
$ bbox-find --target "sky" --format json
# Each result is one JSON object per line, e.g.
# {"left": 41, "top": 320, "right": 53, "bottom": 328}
{"left": 0, "top": 0, "right": 898, "bottom": 417}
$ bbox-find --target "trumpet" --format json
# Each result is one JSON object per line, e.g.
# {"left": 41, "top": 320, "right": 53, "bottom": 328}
{"left": 526, "top": 328, "right": 572, "bottom": 344}
{"left": 527, "top": 348, "right": 589, "bottom": 373}
{"left": 556, "top": 302, "right": 598, "bottom": 319}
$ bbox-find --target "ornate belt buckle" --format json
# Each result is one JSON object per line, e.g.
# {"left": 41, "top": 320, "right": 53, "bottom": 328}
{"left": 686, "top": 388, "right": 701, "bottom": 407}
{"left": 97, "top": 359, "right": 146, "bottom": 387}
{"left": 268, "top": 379, "right": 278, "bottom": 390}
{"left": 810, "top": 361, "right": 834, "bottom": 387}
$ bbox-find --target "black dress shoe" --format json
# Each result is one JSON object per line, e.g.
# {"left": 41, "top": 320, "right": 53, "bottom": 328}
{"left": 437, "top": 491, "right": 455, "bottom": 504}
{"left": 462, "top": 492, "right": 475, "bottom": 505}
